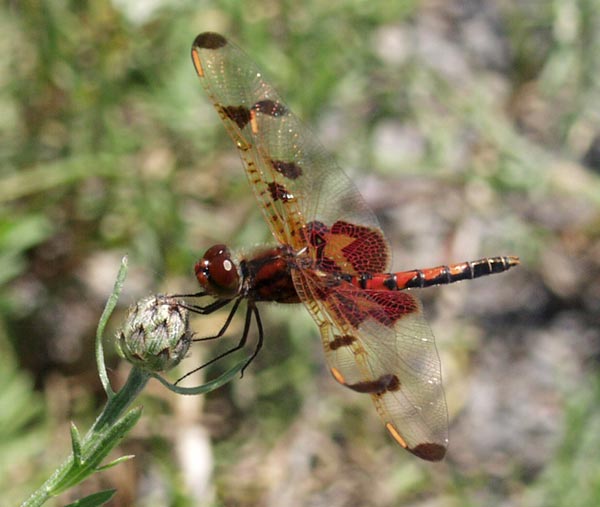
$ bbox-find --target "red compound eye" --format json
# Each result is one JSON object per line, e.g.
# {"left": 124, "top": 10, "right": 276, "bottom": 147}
{"left": 195, "top": 244, "right": 240, "bottom": 296}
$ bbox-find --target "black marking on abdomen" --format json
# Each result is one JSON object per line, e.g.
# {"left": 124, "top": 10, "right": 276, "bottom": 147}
{"left": 404, "top": 271, "right": 426, "bottom": 289}
{"left": 383, "top": 274, "right": 398, "bottom": 290}
{"left": 472, "top": 260, "right": 490, "bottom": 277}
{"left": 359, "top": 273, "right": 372, "bottom": 289}
{"left": 430, "top": 268, "right": 453, "bottom": 285}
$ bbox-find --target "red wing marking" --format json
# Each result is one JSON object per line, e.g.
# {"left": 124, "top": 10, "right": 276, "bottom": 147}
{"left": 307, "top": 220, "right": 390, "bottom": 276}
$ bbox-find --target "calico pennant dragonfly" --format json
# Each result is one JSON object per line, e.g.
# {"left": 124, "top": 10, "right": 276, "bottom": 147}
{"left": 182, "top": 32, "right": 519, "bottom": 461}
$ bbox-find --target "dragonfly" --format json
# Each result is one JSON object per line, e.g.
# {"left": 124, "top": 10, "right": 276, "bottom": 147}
{"left": 181, "top": 32, "right": 519, "bottom": 461}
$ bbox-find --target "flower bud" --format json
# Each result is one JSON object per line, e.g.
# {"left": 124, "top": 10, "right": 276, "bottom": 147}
{"left": 116, "top": 295, "right": 191, "bottom": 372}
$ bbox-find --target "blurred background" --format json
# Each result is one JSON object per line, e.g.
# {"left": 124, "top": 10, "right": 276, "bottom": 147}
{"left": 2, "top": 0, "right": 600, "bottom": 505}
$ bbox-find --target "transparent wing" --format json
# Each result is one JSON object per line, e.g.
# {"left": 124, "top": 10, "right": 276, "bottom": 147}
{"left": 191, "top": 32, "right": 390, "bottom": 269}
{"left": 292, "top": 269, "right": 449, "bottom": 461}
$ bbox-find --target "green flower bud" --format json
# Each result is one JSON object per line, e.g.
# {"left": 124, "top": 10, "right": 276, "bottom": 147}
{"left": 116, "top": 295, "right": 191, "bottom": 372}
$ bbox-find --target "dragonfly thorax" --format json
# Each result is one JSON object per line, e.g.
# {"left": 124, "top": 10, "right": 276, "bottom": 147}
{"left": 195, "top": 244, "right": 241, "bottom": 297}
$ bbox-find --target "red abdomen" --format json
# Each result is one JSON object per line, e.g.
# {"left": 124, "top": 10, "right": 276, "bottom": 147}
{"left": 351, "top": 256, "right": 520, "bottom": 291}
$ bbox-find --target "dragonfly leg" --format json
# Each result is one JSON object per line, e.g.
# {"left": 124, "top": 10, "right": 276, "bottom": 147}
{"left": 170, "top": 290, "right": 211, "bottom": 298}
{"left": 240, "top": 302, "right": 263, "bottom": 376}
{"left": 179, "top": 297, "right": 233, "bottom": 315}
{"left": 192, "top": 298, "right": 242, "bottom": 342}
{"left": 175, "top": 299, "right": 258, "bottom": 384}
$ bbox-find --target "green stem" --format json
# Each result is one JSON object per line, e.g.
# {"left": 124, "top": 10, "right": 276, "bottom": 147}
{"left": 90, "top": 367, "right": 148, "bottom": 433}
{"left": 20, "top": 368, "right": 149, "bottom": 507}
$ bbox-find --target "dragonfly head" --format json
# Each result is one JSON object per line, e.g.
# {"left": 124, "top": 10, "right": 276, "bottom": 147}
{"left": 195, "top": 244, "right": 241, "bottom": 297}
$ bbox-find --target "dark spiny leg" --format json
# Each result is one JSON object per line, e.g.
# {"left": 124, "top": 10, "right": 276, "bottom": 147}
{"left": 181, "top": 297, "right": 233, "bottom": 315}
{"left": 193, "top": 298, "right": 242, "bottom": 342}
{"left": 175, "top": 300, "right": 254, "bottom": 385}
{"left": 241, "top": 302, "right": 263, "bottom": 376}
{"left": 170, "top": 290, "right": 211, "bottom": 298}
{"left": 170, "top": 291, "right": 233, "bottom": 314}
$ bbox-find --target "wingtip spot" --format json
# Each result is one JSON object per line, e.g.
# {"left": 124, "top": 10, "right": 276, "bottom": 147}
{"left": 194, "top": 32, "right": 228, "bottom": 50}
{"left": 409, "top": 442, "right": 447, "bottom": 462}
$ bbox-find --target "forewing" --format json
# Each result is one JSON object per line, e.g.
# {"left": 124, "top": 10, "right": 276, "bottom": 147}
{"left": 191, "top": 33, "right": 389, "bottom": 266}
{"left": 293, "top": 269, "right": 449, "bottom": 461}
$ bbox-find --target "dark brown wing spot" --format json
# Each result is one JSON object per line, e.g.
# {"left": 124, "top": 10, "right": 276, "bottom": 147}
{"left": 253, "top": 100, "right": 287, "bottom": 116}
{"left": 194, "top": 32, "right": 227, "bottom": 50}
{"left": 408, "top": 443, "right": 446, "bottom": 462}
{"left": 220, "top": 105, "right": 251, "bottom": 129}
{"left": 267, "top": 182, "right": 294, "bottom": 202}
{"left": 328, "top": 334, "right": 357, "bottom": 350}
{"left": 346, "top": 374, "right": 401, "bottom": 394}
{"left": 271, "top": 160, "right": 303, "bottom": 179}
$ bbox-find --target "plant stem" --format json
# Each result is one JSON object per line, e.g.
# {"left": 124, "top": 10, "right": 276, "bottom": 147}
{"left": 20, "top": 367, "right": 150, "bottom": 507}
{"left": 90, "top": 366, "right": 148, "bottom": 433}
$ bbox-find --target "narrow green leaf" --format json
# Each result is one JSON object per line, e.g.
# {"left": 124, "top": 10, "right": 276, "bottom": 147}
{"left": 52, "top": 408, "right": 142, "bottom": 494}
{"left": 64, "top": 489, "right": 116, "bottom": 507}
{"left": 96, "top": 454, "right": 135, "bottom": 472}
{"left": 96, "top": 407, "right": 143, "bottom": 448}
{"left": 95, "top": 256, "right": 129, "bottom": 398}
{"left": 151, "top": 358, "right": 247, "bottom": 395}
{"left": 81, "top": 408, "right": 142, "bottom": 470}
{"left": 70, "top": 423, "right": 82, "bottom": 465}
